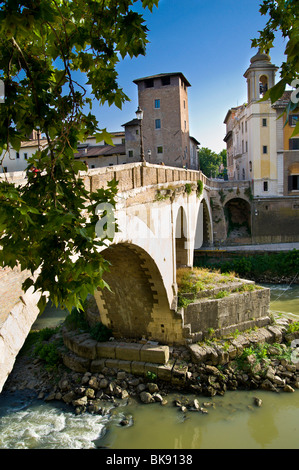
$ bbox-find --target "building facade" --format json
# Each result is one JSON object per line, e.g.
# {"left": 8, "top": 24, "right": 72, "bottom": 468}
{"left": 1, "top": 72, "right": 199, "bottom": 173}
{"left": 125, "top": 73, "right": 199, "bottom": 169}
{"left": 222, "top": 49, "right": 299, "bottom": 244}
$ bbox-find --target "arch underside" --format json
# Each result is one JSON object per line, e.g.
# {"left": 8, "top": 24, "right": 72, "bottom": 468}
{"left": 224, "top": 198, "right": 251, "bottom": 241}
{"left": 94, "top": 243, "right": 184, "bottom": 344}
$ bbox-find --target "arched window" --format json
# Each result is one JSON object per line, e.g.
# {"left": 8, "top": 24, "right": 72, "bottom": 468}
{"left": 259, "top": 75, "right": 268, "bottom": 97}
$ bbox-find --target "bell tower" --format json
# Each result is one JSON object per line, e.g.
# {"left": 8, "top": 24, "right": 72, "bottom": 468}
{"left": 244, "top": 49, "right": 280, "bottom": 197}
{"left": 244, "top": 49, "right": 278, "bottom": 103}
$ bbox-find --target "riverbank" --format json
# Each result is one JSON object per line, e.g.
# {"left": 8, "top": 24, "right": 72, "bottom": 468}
{"left": 194, "top": 248, "right": 299, "bottom": 286}
{"left": 3, "top": 312, "right": 299, "bottom": 418}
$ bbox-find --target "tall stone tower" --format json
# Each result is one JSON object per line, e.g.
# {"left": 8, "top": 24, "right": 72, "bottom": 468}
{"left": 131, "top": 73, "right": 192, "bottom": 168}
{"left": 243, "top": 49, "right": 279, "bottom": 196}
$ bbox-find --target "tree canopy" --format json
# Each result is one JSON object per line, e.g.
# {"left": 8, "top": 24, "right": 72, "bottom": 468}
{"left": 198, "top": 147, "right": 226, "bottom": 178}
{"left": 252, "top": 0, "right": 299, "bottom": 135}
{"left": 0, "top": 0, "right": 160, "bottom": 313}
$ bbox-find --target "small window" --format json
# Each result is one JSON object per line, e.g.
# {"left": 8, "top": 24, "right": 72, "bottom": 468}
{"left": 262, "top": 118, "right": 267, "bottom": 127}
{"left": 3, "top": 167, "right": 7, "bottom": 173}
{"left": 263, "top": 181, "right": 268, "bottom": 192}
{"left": 16, "top": 152, "right": 20, "bottom": 159}
{"left": 24, "top": 153, "right": 28, "bottom": 160}
{"left": 289, "top": 115, "right": 299, "bottom": 127}
{"left": 145, "top": 79, "right": 154, "bottom": 88}
{"left": 121, "top": 138, "right": 125, "bottom": 144}
{"left": 161, "top": 76, "right": 170, "bottom": 86}
{"left": 136, "top": 129, "right": 139, "bottom": 135}
{"left": 91, "top": 165, "right": 95, "bottom": 169}
{"left": 128, "top": 150, "right": 133, "bottom": 158}
{"left": 155, "top": 119, "right": 161, "bottom": 129}
{"left": 263, "top": 145, "right": 268, "bottom": 154}
{"left": 289, "top": 139, "right": 299, "bottom": 150}
{"left": 154, "top": 99, "right": 160, "bottom": 109}
{"left": 289, "top": 175, "right": 299, "bottom": 191}
{"left": 157, "top": 146, "right": 163, "bottom": 154}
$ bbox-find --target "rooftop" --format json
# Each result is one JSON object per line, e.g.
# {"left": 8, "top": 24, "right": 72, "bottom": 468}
{"left": 133, "top": 72, "right": 191, "bottom": 87}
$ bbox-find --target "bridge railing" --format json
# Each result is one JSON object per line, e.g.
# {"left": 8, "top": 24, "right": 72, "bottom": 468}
{"left": 87, "top": 162, "right": 210, "bottom": 193}
{"left": 1, "top": 162, "right": 248, "bottom": 193}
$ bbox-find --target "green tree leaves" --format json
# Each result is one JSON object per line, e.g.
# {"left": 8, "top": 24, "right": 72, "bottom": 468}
{"left": 0, "top": 0, "right": 160, "bottom": 313}
{"left": 198, "top": 147, "right": 226, "bottom": 178}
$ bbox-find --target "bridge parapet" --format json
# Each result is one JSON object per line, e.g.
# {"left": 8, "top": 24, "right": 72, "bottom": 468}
{"left": 87, "top": 162, "right": 208, "bottom": 193}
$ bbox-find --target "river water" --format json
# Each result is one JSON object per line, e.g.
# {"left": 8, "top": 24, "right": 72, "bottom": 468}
{"left": 0, "top": 284, "right": 299, "bottom": 450}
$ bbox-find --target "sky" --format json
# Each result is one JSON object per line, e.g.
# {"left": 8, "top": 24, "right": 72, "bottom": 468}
{"left": 93, "top": 0, "right": 288, "bottom": 154}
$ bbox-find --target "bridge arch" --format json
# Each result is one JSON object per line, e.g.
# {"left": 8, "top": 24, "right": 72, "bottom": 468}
{"left": 194, "top": 196, "right": 213, "bottom": 249}
{"left": 93, "top": 242, "right": 184, "bottom": 344}
{"left": 224, "top": 197, "right": 251, "bottom": 240}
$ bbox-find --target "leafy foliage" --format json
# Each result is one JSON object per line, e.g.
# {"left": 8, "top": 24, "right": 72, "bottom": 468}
{"left": 196, "top": 249, "right": 299, "bottom": 279}
{"left": 252, "top": 0, "right": 299, "bottom": 134}
{"left": 89, "top": 321, "right": 112, "bottom": 342}
{"left": 0, "top": 0, "right": 160, "bottom": 313}
{"left": 198, "top": 147, "right": 226, "bottom": 178}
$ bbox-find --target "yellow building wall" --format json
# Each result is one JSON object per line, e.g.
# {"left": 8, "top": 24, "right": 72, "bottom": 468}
{"left": 284, "top": 115, "right": 297, "bottom": 150}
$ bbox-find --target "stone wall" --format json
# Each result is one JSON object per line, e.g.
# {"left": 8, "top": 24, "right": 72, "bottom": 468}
{"left": 0, "top": 268, "right": 43, "bottom": 393}
{"left": 182, "top": 286, "right": 270, "bottom": 342}
{"left": 251, "top": 196, "right": 299, "bottom": 244}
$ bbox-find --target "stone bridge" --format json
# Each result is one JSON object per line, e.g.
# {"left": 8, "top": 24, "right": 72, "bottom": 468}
{"left": 85, "top": 163, "right": 213, "bottom": 345}
{"left": 0, "top": 162, "right": 254, "bottom": 391}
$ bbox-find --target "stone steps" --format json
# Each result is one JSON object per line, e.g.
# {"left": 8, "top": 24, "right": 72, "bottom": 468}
{"left": 61, "top": 326, "right": 188, "bottom": 385}
{"left": 60, "top": 320, "right": 295, "bottom": 387}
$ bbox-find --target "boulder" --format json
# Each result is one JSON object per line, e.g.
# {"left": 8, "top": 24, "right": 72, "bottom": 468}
{"left": 140, "top": 391, "right": 154, "bottom": 404}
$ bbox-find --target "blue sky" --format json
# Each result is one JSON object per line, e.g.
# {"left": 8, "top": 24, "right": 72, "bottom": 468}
{"left": 94, "top": 0, "right": 287, "bottom": 153}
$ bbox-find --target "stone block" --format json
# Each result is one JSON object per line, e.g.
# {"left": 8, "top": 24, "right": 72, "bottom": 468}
{"left": 188, "top": 344, "right": 207, "bottom": 363}
{"left": 96, "top": 341, "right": 117, "bottom": 359}
{"left": 140, "top": 344, "right": 169, "bottom": 364}
{"left": 75, "top": 338, "right": 98, "bottom": 360}
{"left": 171, "top": 361, "right": 188, "bottom": 385}
{"left": 157, "top": 361, "right": 175, "bottom": 382}
{"left": 105, "top": 358, "right": 119, "bottom": 370}
{"left": 117, "top": 360, "right": 132, "bottom": 373}
{"left": 115, "top": 342, "right": 142, "bottom": 361}
{"left": 62, "top": 352, "right": 90, "bottom": 373}
{"left": 144, "top": 362, "right": 159, "bottom": 377}
{"left": 267, "top": 325, "right": 283, "bottom": 343}
{"left": 131, "top": 361, "right": 145, "bottom": 376}
{"left": 90, "top": 359, "right": 106, "bottom": 373}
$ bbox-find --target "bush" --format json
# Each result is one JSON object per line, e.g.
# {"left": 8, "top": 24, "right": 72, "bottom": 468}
{"left": 33, "top": 341, "right": 61, "bottom": 370}
{"left": 196, "top": 249, "right": 299, "bottom": 279}
{"left": 197, "top": 179, "right": 203, "bottom": 197}
{"left": 90, "top": 322, "right": 112, "bottom": 342}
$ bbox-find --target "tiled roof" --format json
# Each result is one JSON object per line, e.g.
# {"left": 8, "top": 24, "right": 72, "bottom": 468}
{"left": 75, "top": 143, "right": 126, "bottom": 158}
